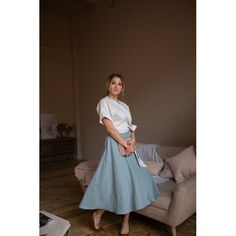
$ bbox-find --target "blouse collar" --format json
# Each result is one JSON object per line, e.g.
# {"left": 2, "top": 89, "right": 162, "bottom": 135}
{"left": 106, "top": 96, "right": 120, "bottom": 104}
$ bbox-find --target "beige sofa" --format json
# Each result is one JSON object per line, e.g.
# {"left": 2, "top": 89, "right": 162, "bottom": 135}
{"left": 74, "top": 145, "right": 196, "bottom": 236}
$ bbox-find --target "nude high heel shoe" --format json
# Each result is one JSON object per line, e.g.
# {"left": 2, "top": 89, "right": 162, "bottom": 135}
{"left": 90, "top": 212, "right": 104, "bottom": 232}
{"left": 120, "top": 222, "right": 129, "bottom": 235}
{"left": 120, "top": 233, "right": 129, "bottom": 236}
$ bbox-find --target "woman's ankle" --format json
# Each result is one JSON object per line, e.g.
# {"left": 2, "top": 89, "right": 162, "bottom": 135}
{"left": 97, "top": 209, "right": 106, "bottom": 218}
{"left": 121, "top": 221, "right": 129, "bottom": 234}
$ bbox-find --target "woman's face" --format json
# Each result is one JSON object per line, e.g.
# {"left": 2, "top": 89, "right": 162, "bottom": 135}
{"left": 108, "top": 77, "right": 123, "bottom": 97}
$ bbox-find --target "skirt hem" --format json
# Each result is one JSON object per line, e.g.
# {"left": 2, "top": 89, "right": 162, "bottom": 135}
{"left": 79, "top": 193, "right": 160, "bottom": 215}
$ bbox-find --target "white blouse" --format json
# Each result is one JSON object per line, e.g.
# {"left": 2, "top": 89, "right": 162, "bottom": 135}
{"left": 96, "top": 96, "right": 137, "bottom": 133}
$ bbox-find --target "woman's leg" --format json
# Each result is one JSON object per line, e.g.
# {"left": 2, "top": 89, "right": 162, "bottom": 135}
{"left": 93, "top": 209, "right": 105, "bottom": 229}
{"left": 120, "top": 213, "right": 130, "bottom": 235}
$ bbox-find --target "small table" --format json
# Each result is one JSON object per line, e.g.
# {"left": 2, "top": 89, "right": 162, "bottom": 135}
{"left": 40, "top": 137, "right": 76, "bottom": 163}
{"left": 40, "top": 211, "right": 71, "bottom": 236}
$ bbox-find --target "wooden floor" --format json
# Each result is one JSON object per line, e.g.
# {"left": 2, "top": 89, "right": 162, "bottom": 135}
{"left": 40, "top": 159, "right": 196, "bottom": 236}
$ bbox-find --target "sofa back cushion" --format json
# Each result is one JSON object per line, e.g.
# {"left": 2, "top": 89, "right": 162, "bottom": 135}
{"left": 156, "top": 146, "right": 187, "bottom": 162}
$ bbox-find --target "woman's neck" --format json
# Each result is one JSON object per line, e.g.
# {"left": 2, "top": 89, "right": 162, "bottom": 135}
{"left": 108, "top": 95, "right": 118, "bottom": 101}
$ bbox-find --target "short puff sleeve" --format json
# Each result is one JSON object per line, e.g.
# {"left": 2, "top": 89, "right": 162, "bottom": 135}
{"left": 96, "top": 99, "right": 113, "bottom": 125}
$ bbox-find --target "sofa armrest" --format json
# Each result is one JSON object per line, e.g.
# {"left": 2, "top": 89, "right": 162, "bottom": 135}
{"left": 78, "top": 179, "right": 87, "bottom": 193}
{"left": 74, "top": 160, "right": 99, "bottom": 192}
{"left": 167, "top": 174, "right": 196, "bottom": 226}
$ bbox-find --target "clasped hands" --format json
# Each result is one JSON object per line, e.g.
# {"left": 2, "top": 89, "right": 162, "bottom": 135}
{"left": 124, "top": 139, "right": 135, "bottom": 157}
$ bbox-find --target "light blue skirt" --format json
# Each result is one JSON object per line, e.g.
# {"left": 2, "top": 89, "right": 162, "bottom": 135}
{"left": 79, "top": 131, "right": 160, "bottom": 214}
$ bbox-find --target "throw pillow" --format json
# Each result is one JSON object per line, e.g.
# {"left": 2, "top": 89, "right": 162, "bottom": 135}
{"left": 167, "top": 145, "right": 196, "bottom": 184}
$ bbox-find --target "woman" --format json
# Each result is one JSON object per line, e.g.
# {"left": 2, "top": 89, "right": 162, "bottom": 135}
{"left": 79, "top": 73, "right": 160, "bottom": 235}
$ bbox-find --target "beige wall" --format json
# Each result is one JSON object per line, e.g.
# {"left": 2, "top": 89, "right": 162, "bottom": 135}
{"left": 76, "top": 0, "right": 196, "bottom": 160}
{"left": 40, "top": 10, "right": 76, "bottom": 129}
{"left": 40, "top": 0, "right": 196, "bottom": 161}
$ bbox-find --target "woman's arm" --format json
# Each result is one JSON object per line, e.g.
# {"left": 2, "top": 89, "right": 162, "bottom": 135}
{"left": 130, "top": 132, "right": 136, "bottom": 147}
{"left": 102, "top": 118, "right": 129, "bottom": 148}
{"left": 127, "top": 132, "right": 136, "bottom": 153}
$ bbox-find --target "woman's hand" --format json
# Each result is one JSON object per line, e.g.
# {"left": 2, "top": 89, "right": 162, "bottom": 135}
{"left": 128, "top": 137, "right": 136, "bottom": 149}
{"left": 125, "top": 139, "right": 135, "bottom": 156}
{"left": 102, "top": 118, "right": 136, "bottom": 157}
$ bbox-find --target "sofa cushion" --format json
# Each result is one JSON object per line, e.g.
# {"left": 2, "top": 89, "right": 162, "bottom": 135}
{"left": 167, "top": 146, "right": 196, "bottom": 184}
{"left": 150, "top": 179, "right": 176, "bottom": 210}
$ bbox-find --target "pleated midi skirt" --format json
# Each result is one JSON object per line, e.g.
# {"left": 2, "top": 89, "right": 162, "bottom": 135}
{"left": 79, "top": 131, "right": 160, "bottom": 215}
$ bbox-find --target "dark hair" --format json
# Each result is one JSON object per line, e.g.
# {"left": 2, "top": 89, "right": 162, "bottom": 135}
{"left": 106, "top": 73, "right": 125, "bottom": 96}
